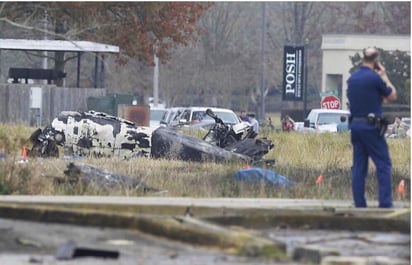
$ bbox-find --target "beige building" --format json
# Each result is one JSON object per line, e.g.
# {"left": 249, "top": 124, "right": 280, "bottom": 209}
{"left": 321, "top": 34, "right": 410, "bottom": 109}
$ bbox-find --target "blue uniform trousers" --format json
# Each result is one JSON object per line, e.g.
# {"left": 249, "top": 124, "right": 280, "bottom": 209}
{"left": 350, "top": 122, "right": 393, "bottom": 208}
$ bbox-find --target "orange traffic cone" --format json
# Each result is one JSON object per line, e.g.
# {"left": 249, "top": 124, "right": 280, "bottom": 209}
{"left": 21, "top": 145, "right": 28, "bottom": 160}
{"left": 397, "top": 179, "right": 405, "bottom": 196}
{"left": 316, "top": 175, "right": 324, "bottom": 184}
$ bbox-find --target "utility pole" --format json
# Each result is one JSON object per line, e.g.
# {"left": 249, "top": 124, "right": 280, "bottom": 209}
{"left": 153, "top": 53, "right": 159, "bottom": 107}
{"left": 43, "top": 11, "right": 48, "bottom": 74}
{"left": 259, "top": 2, "right": 266, "bottom": 122}
{"left": 303, "top": 38, "right": 309, "bottom": 118}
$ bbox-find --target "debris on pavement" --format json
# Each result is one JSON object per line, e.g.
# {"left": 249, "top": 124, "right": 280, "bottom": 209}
{"left": 15, "top": 237, "right": 43, "bottom": 249}
{"left": 55, "top": 240, "right": 119, "bottom": 260}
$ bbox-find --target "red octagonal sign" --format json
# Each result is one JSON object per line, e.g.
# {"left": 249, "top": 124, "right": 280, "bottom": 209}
{"left": 321, "top": 95, "right": 341, "bottom": 110}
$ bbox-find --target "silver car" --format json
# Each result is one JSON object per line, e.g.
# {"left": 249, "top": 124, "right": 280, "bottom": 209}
{"left": 171, "top": 107, "right": 241, "bottom": 127}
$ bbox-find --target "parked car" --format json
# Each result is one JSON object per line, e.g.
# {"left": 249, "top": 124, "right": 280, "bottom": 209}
{"left": 401, "top": 117, "right": 410, "bottom": 126}
{"left": 150, "top": 107, "right": 168, "bottom": 130}
{"left": 171, "top": 107, "right": 241, "bottom": 127}
{"left": 304, "top": 108, "right": 350, "bottom": 133}
{"left": 294, "top": 121, "right": 305, "bottom": 132}
{"left": 159, "top": 107, "right": 185, "bottom": 127}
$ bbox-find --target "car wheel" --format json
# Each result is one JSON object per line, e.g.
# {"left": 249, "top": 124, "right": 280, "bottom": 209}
{"left": 53, "top": 132, "right": 65, "bottom": 145}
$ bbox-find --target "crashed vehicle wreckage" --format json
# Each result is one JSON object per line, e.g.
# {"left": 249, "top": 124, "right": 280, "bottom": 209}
{"left": 29, "top": 111, "right": 151, "bottom": 159}
{"left": 29, "top": 109, "right": 274, "bottom": 164}
{"left": 151, "top": 109, "right": 274, "bottom": 163}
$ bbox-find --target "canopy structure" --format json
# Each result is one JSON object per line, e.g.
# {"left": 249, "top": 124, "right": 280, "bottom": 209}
{"left": 0, "top": 38, "right": 120, "bottom": 88}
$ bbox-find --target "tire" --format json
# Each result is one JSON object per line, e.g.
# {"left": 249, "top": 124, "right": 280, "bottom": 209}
{"left": 151, "top": 127, "right": 251, "bottom": 163}
{"left": 53, "top": 132, "right": 65, "bottom": 145}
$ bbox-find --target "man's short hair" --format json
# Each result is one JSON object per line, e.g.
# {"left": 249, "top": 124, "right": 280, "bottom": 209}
{"left": 340, "top": 115, "right": 347, "bottom": 122}
{"left": 363, "top": 47, "right": 379, "bottom": 63}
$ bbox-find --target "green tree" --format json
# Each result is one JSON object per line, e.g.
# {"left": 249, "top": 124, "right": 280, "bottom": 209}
{"left": 349, "top": 48, "right": 410, "bottom": 105}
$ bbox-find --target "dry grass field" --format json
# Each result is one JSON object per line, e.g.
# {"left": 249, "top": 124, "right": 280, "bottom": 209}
{"left": 0, "top": 123, "right": 410, "bottom": 202}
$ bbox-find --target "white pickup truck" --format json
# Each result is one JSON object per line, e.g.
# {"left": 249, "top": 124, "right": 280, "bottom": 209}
{"left": 303, "top": 108, "right": 350, "bottom": 133}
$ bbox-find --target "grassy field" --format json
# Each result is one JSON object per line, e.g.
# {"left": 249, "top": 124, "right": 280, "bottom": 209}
{"left": 0, "top": 123, "right": 410, "bottom": 202}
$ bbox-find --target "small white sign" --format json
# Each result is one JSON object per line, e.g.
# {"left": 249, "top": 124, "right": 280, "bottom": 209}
{"left": 30, "top": 87, "right": 42, "bottom": 108}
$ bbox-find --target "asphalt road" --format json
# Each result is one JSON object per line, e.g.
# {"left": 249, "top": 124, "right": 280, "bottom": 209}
{"left": 0, "top": 217, "right": 298, "bottom": 265}
{"left": 0, "top": 196, "right": 409, "bottom": 265}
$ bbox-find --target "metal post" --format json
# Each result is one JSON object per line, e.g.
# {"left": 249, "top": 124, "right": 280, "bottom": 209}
{"left": 153, "top": 53, "right": 159, "bottom": 107}
{"left": 76, "top": 52, "right": 81, "bottom": 88}
{"left": 100, "top": 55, "right": 105, "bottom": 88}
{"left": 43, "top": 10, "right": 48, "bottom": 85}
{"left": 94, "top": 54, "right": 98, "bottom": 88}
{"left": 259, "top": 2, "right": 266, "bottom": 122}
{"left": 303, "top": 39, "right": 309, "bottom": 118}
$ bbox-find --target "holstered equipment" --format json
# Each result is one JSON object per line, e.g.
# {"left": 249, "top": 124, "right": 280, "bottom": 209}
{"left": 349, "top": 113, "right": 389, "bottom": 137}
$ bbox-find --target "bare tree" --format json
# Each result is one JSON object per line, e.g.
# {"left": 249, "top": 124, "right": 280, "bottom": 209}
{"left": 160, "top": 3, "right": 262, "bottom": 109}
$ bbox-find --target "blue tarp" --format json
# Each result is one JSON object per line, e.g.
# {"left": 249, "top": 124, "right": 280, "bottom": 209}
{"left": 234, "top": 167, "right": 296, "bottom": 187}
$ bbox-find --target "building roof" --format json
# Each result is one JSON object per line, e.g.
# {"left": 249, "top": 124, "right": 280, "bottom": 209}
{"left": 0, "top": 38, "right": 119, "bottom": 53}
{"left": 321, "top": 34, "right": 410, "bottom": 52}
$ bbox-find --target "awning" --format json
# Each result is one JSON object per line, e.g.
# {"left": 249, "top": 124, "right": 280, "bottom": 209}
{"left": 0, "top": 38, "right": 120, "bottom": 88}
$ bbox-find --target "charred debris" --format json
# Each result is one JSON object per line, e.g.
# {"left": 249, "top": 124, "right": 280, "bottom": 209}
{"left": 28, "top": 110, "right": 274, "bottom": 164}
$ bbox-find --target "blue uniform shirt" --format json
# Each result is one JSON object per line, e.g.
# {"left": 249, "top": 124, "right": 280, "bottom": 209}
{"left": 347, "top": 66, "right": 392, "bottom": 118}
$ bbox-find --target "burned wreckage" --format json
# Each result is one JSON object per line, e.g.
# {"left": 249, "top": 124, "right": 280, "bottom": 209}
{"left": 29, "top": 109, "right": 274, "bottom": 164}
{"left": 29, "top": 111, "right": 151, "bottom": 158}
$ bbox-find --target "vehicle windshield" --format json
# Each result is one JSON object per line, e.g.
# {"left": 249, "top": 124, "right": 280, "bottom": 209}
{"left": 151, "top": 109, "right": 167, "bottom": 121}
{"left": 193, "top": 111, "right": 238, "bottom": 124}
{"left": 318, "top": 113, "right": 349, "bottom": 125}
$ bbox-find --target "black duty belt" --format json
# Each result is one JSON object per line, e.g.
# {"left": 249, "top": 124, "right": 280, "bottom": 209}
{"left": 351, "top": 117, "right": 369, "bottom": 122}
{"left": 350, "top": 115, "right": 389, "bottom": 137}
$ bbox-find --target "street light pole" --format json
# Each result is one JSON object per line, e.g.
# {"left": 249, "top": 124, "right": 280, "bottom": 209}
{"left": 303, "top": 38, "right": 309, "bottom": 118}
{"left": 259, "top": 2, "right": 266, "bottom": 122}
{"left": 153, "top": 53, "right": 159, "bottom": 107}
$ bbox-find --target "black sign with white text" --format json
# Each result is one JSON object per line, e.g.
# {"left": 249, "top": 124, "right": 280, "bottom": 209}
{"left": 282, "top": 46, "right": 304, "bottom": 101}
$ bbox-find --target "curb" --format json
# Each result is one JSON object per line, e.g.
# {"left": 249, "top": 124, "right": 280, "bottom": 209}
{"left": 321, "top": 256, "right": 410, "bottom": 265}
{"left": 0, "top": 203, "right": 287, "bottom": 259}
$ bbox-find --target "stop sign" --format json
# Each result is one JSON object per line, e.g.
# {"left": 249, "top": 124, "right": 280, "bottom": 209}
{"left": 321, "top": 95, "right": 341, "bottom": 109}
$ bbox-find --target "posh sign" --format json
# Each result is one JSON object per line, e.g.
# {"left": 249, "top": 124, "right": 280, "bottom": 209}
{"left": 282, "top": 46, "right": 304, "bottom": 101}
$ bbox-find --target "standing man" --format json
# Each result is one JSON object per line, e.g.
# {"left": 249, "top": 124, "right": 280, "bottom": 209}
{"left": 347, "top": 47, "right": 397, "bottom": 208}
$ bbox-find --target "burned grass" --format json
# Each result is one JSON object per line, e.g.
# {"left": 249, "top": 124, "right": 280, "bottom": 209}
{"left": 0, "top": 125, "right": 410, "bottom": 201}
